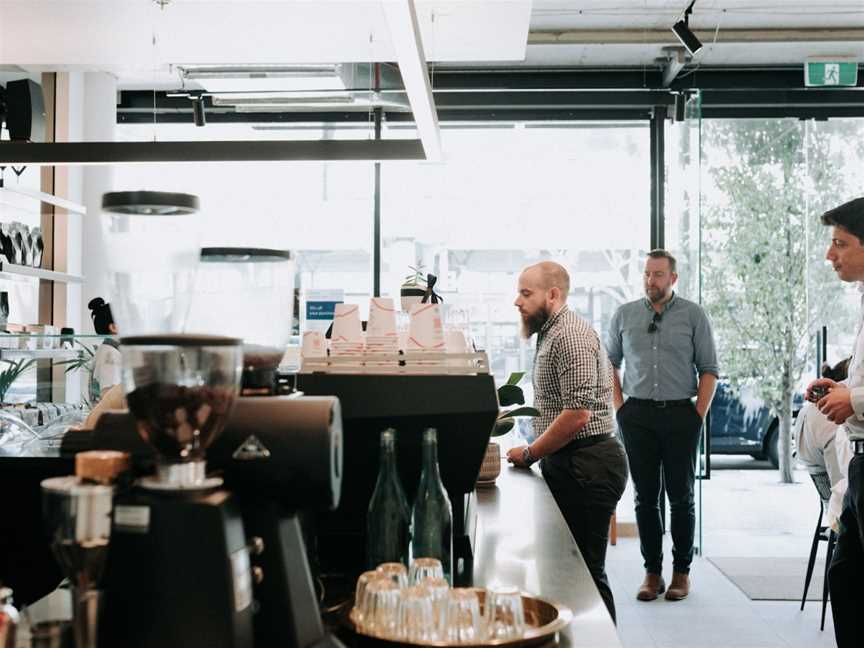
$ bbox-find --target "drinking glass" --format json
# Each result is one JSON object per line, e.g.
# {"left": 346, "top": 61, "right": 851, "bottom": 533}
{"left": 361, "top": 578, "right": 400, "bottom": 638}
{"left": 408, "top": 557, "right": 444, "bottom": 585}
{"left": 444, "top": 588, "right": 484, "bottom": 643}
{"left": 397, "top": 584, "right": 436, "bottom": 642}
{"left": 486, "top": 586, "right": 526, "bottom": 639}
{"left": 419, "top": 576, "right": 450, "bottom": 637}
{"left": 354, "top": 570, "right": 387, "bottom": 627}
{"left": 376, "top": 562, "right": 409, "bottom": 589}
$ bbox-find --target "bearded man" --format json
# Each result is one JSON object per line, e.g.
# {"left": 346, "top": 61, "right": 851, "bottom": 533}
{"left": 506, "top": 261, "right": 629, "bottom": 624}
{"left": 606, "top": 249, "right": 718, "bottom": 603}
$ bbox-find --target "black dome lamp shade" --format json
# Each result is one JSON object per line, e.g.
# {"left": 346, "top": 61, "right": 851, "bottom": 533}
{"left": 101, "top": 191, "right": 200, "bottom": 216}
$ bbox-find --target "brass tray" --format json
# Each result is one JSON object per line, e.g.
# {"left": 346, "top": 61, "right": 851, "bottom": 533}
{"left": 346, "top": 588, "right": 572, "bottom": 647}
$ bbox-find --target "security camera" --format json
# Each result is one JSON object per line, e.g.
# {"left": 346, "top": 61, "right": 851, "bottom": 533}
{"left": 671, "top": 19, "right": 703, "bottom": 56}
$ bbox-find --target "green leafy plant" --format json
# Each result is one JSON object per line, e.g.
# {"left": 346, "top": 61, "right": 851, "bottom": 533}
{"left": 492, "top": 371, "right": 540, "bottom": 437}
{"left": 0, "top": 357, "right": 36, "bottom": 402}
{"left": 402, "top": 263, "right": 428, "bottom": 287}
{"left": 54, "top": 341, "right": 98, "bottom": 407}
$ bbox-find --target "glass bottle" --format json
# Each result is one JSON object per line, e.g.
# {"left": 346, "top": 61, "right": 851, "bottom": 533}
{"left": 366, "top": 428, "right": 411, "bottom": 569}
{"left": 410, "top": 428, "right": 453, "bottom": 584}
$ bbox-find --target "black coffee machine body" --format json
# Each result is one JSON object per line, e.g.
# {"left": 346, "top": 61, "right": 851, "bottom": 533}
{"left": 90, "top": 395, "right": 344, "bottom": 648}
{"left": 101, "top": 487, "right": 254, "bottom": 648}
{"left": 296, "top": 373, "right": 498, "bottom": 587}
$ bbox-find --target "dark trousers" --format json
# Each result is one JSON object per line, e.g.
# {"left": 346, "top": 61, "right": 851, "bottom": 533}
{"left": 828, "top": 453, "right": 864, "bottom": 648}
{"left": 617, "top": 400, "right": 703, "bottom": 575}
{"left": 540, "top": 437, "right": 629, "bottom": 624}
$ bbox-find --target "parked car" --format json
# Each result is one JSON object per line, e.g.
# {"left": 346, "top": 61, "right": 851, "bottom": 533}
{"left": 709, "top": 381, "right": 803, "bottom": 468}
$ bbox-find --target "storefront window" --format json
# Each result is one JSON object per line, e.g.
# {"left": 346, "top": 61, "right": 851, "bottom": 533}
{"left": 381, "top": 123, "right": 651, "bottom": 383}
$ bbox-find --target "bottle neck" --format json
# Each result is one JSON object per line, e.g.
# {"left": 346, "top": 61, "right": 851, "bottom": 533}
{"left": 379, "top": 437, "right": 397, "bottom": 478}
{"left": 421, "top": 438, "right": 441, "bottom": 483}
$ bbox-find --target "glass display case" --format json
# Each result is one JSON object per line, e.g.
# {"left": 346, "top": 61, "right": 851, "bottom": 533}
{"left": 0, "top": 333, "right": 115, "bottom": 451}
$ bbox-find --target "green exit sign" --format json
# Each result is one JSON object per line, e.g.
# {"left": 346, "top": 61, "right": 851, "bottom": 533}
{"left": 805, "top": 58, "right": 858, "bottom": 87}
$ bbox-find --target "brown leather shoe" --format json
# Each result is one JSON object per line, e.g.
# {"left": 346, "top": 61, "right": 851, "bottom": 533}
{"left": 664, "top": 572, "right": 690, "bottom": 600}
{"left": 636, "top": 573, "right": 666, "bottom": 601}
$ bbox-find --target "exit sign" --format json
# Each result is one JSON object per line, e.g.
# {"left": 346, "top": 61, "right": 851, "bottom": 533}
{"left": 805, "top": 58, "right": 858, "bottom": 87}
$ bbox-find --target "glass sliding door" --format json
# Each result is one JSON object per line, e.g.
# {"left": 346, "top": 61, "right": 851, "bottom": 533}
{"left": 667, "top": 91, "right": 705, "bottom": 554}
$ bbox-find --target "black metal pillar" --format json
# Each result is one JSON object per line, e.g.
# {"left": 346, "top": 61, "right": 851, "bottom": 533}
{"left": 373, "top": 107, "right": 382, "bottom": 297}
{"left": 650, "top": 106, "right": 665, "bottom": 250}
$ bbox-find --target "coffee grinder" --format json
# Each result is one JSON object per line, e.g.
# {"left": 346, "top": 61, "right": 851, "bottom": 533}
{"left": 100, "top": 334, "right": 254, "bottom": 648}
{"left": 96, "top": 191, "right": 253, "bottom": 647}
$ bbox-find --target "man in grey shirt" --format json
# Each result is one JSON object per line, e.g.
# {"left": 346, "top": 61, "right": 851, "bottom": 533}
{"left": 606, "top": 249, "right": 718, "bottom": 602}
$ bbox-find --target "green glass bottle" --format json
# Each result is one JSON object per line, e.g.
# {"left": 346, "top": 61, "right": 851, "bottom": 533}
{"left": 366, "top": 428, "right": 411, "bottom": 569}
{"left": 410, "top": 428, "right": 453, "bottom": 584}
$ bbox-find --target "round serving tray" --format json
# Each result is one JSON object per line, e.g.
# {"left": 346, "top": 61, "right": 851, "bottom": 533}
{"left": 346, "top": 588, "right": 572, "bottom": 647}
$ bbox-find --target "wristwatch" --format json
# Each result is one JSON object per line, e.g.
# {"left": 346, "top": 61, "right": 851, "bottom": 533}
{"left": 522, "top": 446, "right": 537, "bottom": 466}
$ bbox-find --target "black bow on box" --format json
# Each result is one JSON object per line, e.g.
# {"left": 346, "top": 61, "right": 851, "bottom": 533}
{"left": 421, "top": 274, "right": 443, "bottom": 304}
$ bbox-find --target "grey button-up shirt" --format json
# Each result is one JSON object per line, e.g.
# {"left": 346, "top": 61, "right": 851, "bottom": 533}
{"left": 605, "top": 293, "right": 719, "bottom": 400}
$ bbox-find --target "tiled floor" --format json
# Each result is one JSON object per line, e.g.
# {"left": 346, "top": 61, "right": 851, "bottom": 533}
{"left": 606, "top": 457, "right": 839, "bottom": 648}
{"left": 607, "top": 539, "right": 836, "bottom": 648}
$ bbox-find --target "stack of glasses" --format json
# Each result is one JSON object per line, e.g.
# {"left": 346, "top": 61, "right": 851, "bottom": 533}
{"left": 330, "top": 304, "right": 364, "bottom": 369}
{"left": 365, "top": 298, "right": 400, "bottom": 370}
{"left": 353, "top": 559, "right": 526, "bottom": 644}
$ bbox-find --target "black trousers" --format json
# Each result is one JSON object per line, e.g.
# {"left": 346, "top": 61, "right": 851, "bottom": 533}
{"left": 828, "top": 453, "right": 864, "bottom": 648}
{"left": 540, "top": 437, "right": 629, "bottom": 624}
{"left": 617, "top": 400, "right": 703, "bottom": 575}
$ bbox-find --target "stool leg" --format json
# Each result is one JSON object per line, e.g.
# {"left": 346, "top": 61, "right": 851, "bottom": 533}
{"left": 801, "top": 504, "right": 823, "bottom": 611}
{"left": 821, "top": 531, "right": 836, "bottom": 632}
{"left": 610, "top": 512, "right": 617, "bottom": 546}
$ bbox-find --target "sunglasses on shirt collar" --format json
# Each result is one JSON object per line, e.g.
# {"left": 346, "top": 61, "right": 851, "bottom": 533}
{"left": 648, "top": 312, "right": 662, "bottom": 333}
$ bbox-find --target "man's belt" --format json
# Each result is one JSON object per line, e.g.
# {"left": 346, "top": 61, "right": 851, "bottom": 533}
{"left": 564, "top": 432, "right": 617, "bottom": 451}
{"left": 627, "top": 397, "right": 693, "bottom": 408}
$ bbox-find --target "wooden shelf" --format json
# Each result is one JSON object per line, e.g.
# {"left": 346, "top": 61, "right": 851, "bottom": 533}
{"left": 0, "top": 262, "right": 83, "bottom": 284}
{"left": 0, "top": 187, "right": 87, "bottom": 215}
{"left": 0, "top": 348, "right": 80, "bottom": 360}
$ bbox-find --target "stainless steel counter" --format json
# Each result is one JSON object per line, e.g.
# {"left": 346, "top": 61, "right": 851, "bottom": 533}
{"left": 472, "top": 463, "right": 623, "bottom": 648}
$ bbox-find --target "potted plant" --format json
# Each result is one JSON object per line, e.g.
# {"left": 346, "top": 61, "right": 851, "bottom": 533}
{"left": 400, "top": 264, "right": 427, "bottom": 312}
{"left": 477, "top": 372, "right": 540, "bottom": 486}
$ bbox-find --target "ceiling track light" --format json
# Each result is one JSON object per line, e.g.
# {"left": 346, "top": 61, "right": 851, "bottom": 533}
{"left": 671, "top": 1, "right": 703, "bottom": 56}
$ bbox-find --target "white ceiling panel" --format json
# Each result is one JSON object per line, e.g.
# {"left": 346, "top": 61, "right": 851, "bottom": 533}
{"left": 530, "top": 1, "right": 864, "bottom": 31}
{"left": 0, "top": 0, "right": 530, "bottom": 72}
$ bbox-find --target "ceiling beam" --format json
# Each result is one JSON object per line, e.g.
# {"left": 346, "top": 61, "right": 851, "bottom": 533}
{"left": 382, "top": 0, "right": 443, "bottom": 161}
{"left": 529, "top": 28, "right": 864, "bottom": 45}
{"left": 0, "top": 140, "right": 426, "bottom": 166}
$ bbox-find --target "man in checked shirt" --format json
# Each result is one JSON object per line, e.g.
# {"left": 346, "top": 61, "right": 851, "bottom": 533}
{"left": 506, "top": 261, "right": 629, "bottom": 624}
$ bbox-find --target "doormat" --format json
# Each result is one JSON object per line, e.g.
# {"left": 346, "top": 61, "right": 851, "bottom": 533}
{"left": 706, "top": 556, "right": 825, "bottom": 601}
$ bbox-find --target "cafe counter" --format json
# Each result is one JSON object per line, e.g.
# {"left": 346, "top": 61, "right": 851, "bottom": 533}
{"left": 472, "top": 462, "right": 622, "bottom": 648}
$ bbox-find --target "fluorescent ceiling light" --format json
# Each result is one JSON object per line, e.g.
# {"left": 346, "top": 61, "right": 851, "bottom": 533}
{"left": 180, "top": 65, "right": 348, "bottom": 94}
